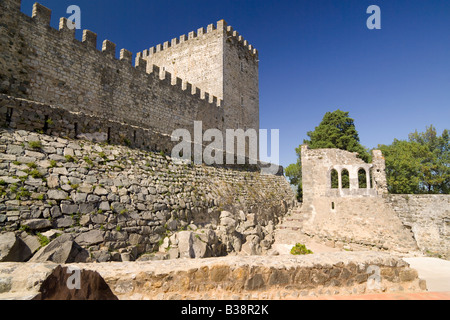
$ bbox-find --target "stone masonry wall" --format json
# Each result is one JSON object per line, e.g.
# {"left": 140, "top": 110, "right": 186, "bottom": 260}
{"left": 140, "top": 19, "right": 259, "bottom": 133}
{"left": 0, "top": 252, "right": 427, "bottom": 300}
{"left": 299, "top": 146, "right": 420, "bottom": 254}
{"left": 386, "top": 194, "right": 450, "bottom": 260}
{"left": 0, "top": 128, "right": 296, "bottom": 262}
{"left": 0, "top": 0, "right": 223, "bottom": 145}
{"left": 0, "top": 94, "right": 176, "bottom": 154}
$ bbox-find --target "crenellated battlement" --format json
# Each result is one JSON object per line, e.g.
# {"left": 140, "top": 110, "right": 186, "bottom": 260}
{"left": 0, "top": 0, "right": 222, "bottom": 110}
{"left": 0, "top": 0, "right": 257, "bottom": 157}
{"left": 137, "top": 19, "right": 258, "bottom": 61}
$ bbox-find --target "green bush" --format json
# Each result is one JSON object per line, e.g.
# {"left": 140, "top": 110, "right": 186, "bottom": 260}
{"left": 290, "top": 243, "right": 313, "bottom": 255}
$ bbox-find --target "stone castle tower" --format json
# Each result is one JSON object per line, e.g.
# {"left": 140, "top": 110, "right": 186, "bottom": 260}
{"left": 137, "top": 20, "right": 260, "bottom": 133}
{"left": 0, "top": 0, "right": 261, "bottom": 158}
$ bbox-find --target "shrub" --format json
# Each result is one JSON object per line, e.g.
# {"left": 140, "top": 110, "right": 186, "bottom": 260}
{"left": 83, "top": 156, "right": 94, "bottom": 166}
{"left": 290, "top": 243, "right": 313, "bottom": 255}
{"left": 16, "top": 187, "right": 31, "bottom": 199}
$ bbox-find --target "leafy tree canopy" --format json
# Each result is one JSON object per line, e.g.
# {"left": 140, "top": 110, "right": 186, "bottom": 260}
{"left": 379, "top": 126, "right": 449, "bottom": 194}
{"left": 304, "top": 110, "right": 370, "bottom": 162}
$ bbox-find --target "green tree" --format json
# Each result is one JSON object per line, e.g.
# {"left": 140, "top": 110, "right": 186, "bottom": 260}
{"left": 304, "top": 110, "right": 370, "bottom": 162}
{"left": 379, "top": 126, "right": 449, "bottom": 194}
{"left": 285, "top": 147, "right": 303, "bottom": 201}
{"left": 378, "top": 140, "right": 425, "bottom": 194}
{"left": 286, "top": 110, "right": 369, "bottom": 200}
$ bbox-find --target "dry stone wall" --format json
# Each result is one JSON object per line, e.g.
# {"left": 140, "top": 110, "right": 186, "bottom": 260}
{"left": 0, "top": 128, "right": 296, "bottom": 262}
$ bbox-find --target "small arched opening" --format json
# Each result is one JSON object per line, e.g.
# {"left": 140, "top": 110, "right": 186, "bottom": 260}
{"left": 330, "top": 169, "right": 339, "bottom": 189}
{"left": 358, "top": 168, "right": 368, "bottom": 189}
{"left": 341, "top": 169, "right": 350, "bottom": 189}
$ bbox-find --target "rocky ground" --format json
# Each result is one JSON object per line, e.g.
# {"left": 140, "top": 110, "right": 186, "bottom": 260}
{"left": 0, "top": 252, "right": 427, "bottom": 300}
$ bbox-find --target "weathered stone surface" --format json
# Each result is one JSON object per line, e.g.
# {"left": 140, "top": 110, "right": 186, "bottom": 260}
{"left": 0, "top": 232, "right": 31, "bottom": 262}
{"left": 1, "top": 252, "right": 421, "bottom": 301}
{"left": 53, "top": 216, "right": 74, "bottom": 228}
{"left": 37, "top": 265, "right": 118, "bottom": 300}
{"left": 22, "top": 219, "right": 52, "bottom": 231}
{"left": 387, "top": 195, "right": 450, "bottom": 259}
{"left": 47, "top": 190, "right": 69, "bottom": 201}
{"left": 20, "top": 233, "right": 41, "bottom": 256}
{"left": 75, "top": 230, "right": 104, "bottom": 246}
{"left": 30, "top": 234, "right": 88, "bottom": 263}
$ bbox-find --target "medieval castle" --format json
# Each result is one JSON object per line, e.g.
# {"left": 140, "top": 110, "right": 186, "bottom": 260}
{"left": 0, "top": 0, "right": 449, "bottom": 300}
{"left": 0, "top": 0, "right": 259, "bottom": 155}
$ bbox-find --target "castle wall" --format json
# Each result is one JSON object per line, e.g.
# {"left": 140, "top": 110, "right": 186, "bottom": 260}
{"left": 0, "top": 0, "right": 223, "bottom": 143}
{"left": 223, "top": 26, "right": 259, "bottom": 132}
{"left": 386, "top": 194, "right": 450, "bottom": 259}
{"left": 140, "top": 20, "right": 260, "bottom": 133}
{"left": 0, "top": 94, "right": 176, "bottom": 153}
{"left": 139, "top": 22, "right": 225, "bottom": 107}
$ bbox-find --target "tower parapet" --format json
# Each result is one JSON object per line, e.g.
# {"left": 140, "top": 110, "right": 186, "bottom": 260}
{"left": 140, "top": 19, "right": 260, "bottom": 134}
{"left": 137, "top": 20, "right": 258, "bottom": 61}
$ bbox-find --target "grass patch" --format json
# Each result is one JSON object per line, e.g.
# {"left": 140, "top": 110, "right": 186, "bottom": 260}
{"left": 290, "top": 243, "right": 313, "bottom": 256}
{"left": 28, "top": 141, "right": 42, "bottom": 149}
{"left": 29, "top": 169, "right": 42, "bottom": 179}
{"left": 65, "top": 155, "right": 76, "bottom": 163}
{"left": 37, "top": 233, "right": 50, "bottom": 247}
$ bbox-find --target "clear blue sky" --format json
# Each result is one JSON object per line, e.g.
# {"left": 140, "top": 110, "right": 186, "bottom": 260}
{"left": 21, "top": 0, "right": 450, "bottom": 169}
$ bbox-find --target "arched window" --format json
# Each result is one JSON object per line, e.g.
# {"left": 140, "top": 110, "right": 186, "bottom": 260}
{"left": 331, "top": 169, "right": 339, "bottom": 189}
{"left": 341, "top": 169, "right": 350, "bottom": 189}
{"left": 369, "top": 167, "right": 374, "bottom": 189}
{"left": 358, "top": 168, "right": 367, "bottom": 189}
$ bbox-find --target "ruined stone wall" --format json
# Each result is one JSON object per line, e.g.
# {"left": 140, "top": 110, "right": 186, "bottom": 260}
{"left": 386, "top": 195, "right": 450, "bottom": 259}
{"left": 301, "top": 146, "right": 382, "bottom": 203}
{"left": 0, "top": 0, "right": 223, "bottom": 145}
{"left": 0, "top": 128, "right": 296, "bottom": 262}
{"left": 300, "top": 146, "right": 419, "bottom": 254}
